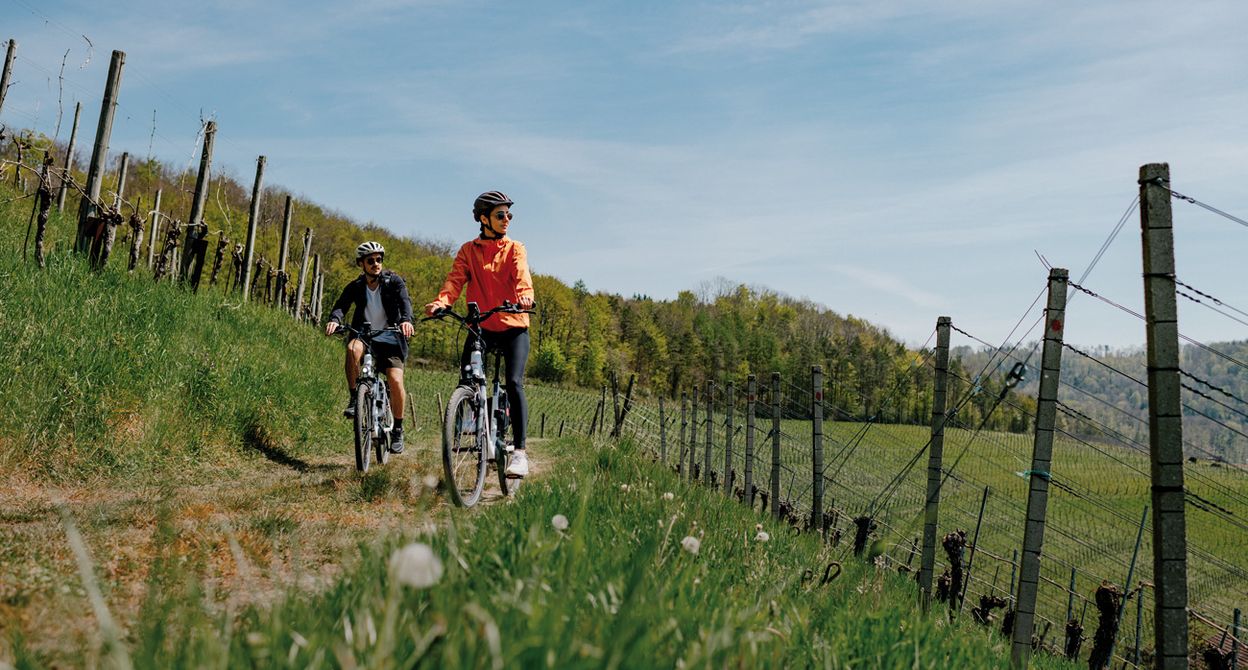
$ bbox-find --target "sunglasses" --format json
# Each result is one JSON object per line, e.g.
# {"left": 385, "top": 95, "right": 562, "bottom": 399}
{"left": 363, "top": 256, "right": 383, "bottom": 266}
{"left": 493, "top": 211, "right": 514, "bottom": 222}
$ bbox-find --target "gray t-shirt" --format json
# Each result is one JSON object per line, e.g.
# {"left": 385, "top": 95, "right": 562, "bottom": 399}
{"left": 364, "top": 285, "right": 388, "bottom": 330}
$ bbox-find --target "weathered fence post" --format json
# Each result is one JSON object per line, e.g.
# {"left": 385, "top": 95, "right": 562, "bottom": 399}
{"left": 145, "top": 189, "right": 161, "bottom": 269}
{"left": 181, "top": 120, "right": 214, "bottom": 281}
{"left": 32, "top": 153, "right": 53, "bottom": 267}
{"left": 1101, "top": 506, "right": 1149, "bottom": 669}
{"left": 1066, "top": 568, "right": 1077, "bottom": 624}
{"left": 113, "top": 151, "right": 130, "bottom": 212}
{"left": 959, "top": 486, "right": 991, "bottom": 613}
{"left": 704, "top": 380, "right": 714, "bottom": 488}
{"left": 240, "top": 155, "right": 266, "bottom": 300}
{"left": 679, "top": 392, "right": 688, "bottom": 479}
{"left": 1133, "top": 587, "right": 1145, "bottom": 665}
{"left": 275, "top": 195, "right": 293, "bottom": 306}
{"left": 771, "top": 372, "right": 781, "bottom": 519}
{"left": 126, "top": 199, "right": 143, "bottom": 271}
{"left": 920, "top": 316, "right": 952, "bottom": 612}
{"left": 659, "top": 396, "right": 667, "bottom": 462}
{"left": 1011, "top": 268, "right": 1069, "bottom": 669}
{"left": 690, "top": 385, "right": 699, "bottom": 481}
{"left": 76, "top": 50, "right": 125, "bottom": 253}
{"left": 56, "top": 101, "right": 81, "bottom": 212}
{"left": 811, "top": 365, "right": 824, "bottom": 531}
{"left": 1139, "top": 162, "right": 1190, "bottom": 670}
{"left": 0, "top": 39, "right": 16, "bottom": 119}
{"left": 724, "top": 381, "right": 735, "bottom": 495}
{"left": 1232, "top": 608, "right": 1241, "bottom": 670}
{"left": 295, "top": 228, "right": 312, "bottom": 316}
{"left": 745, "top": 375, "right": 757, "bottom": 507}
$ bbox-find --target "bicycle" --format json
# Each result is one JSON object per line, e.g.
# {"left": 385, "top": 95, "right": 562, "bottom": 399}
{"left": 424, "top": 301, "right": 534, "bottom": 507}
{"left": 335, "top": 322, "right": 399, "bottom": 473}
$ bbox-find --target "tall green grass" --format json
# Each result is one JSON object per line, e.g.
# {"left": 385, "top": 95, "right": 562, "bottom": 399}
{"left": 0, "top": 185, "right": 351, "bottom": 483}
{"left": 11, "top": 436, "right": 1081, "bottom": 669}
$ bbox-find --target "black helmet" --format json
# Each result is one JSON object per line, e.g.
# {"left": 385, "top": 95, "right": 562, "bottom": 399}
{"left": 473, "top": 191, "right": 514, "bottom": 222}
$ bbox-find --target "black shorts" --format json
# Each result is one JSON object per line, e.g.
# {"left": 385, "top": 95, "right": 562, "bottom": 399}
{"left": 352, "top": 334, "right": 405, "bottom": 371}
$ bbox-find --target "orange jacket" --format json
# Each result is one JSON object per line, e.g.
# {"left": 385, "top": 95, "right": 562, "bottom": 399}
{"left": 433, "top": 236, "right": 534, "bottom": 331}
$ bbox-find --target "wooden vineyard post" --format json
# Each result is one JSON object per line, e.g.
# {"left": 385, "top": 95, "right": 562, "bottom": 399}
{"left": 309, "top": 253, "right": 321, "bottom": 322}
{"left": 240, "top": 155, "right": 266, "bottom": 300}
{"left": 56, "top": 101, "right": 81, "bottom": 212}
{"left": 1010, "top": 268, "right": 1068, "bottom": 669}
{"left": 182, "top": 120, "right": 215, "bottom": 281}
{"left": 1140, "top": 163, "right": 1190, "bottom": 670}
{"left": 811, "top": 366, "right": 824, "bottom": 532}
{"left": 724, "top": 381, "right": 734, "bottom": 495}
{"left": 0, "top": 40, "right": 15, "bottom": 119}
{"left": 77, "top": 50, "right": 125, "bottom": 252}
{"left": 771, "top": 372, "right": 781, "bottom": 519}
{"left": 295, "top": 228, "right": 312, "bottom": 316}
{"left": 920, "top": 316, "right": 952, "bottom": 612}
{"left": 276, "top": 195, "right": 293, "bottom": 307}
{"left": 745, "top": 375, "right": 756, "bottom": 507}
{"left": 145, "top": 189, "right": 161, "bottom": 269}
{"left": 704, "top": 380, "right": 713, "bottom": 488}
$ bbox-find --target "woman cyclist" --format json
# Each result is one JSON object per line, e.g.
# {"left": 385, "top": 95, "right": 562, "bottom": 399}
{"left": 425, "top": 191, "right": 536, "bottom": 477}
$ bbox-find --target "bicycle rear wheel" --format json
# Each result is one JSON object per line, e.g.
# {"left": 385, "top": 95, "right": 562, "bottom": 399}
{"left": 443, "top": 385, "right": 486, "bottom": 507}
{"left": 354, "top": 383, "right": 373, "bottom": 472}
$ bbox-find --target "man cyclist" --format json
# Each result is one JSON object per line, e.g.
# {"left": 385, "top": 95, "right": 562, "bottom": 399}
{"left": 425, "top": 191, "right": 535, "bottom": 477}
{"left": 325, "top": 241, "right": 415, "bottom": 454}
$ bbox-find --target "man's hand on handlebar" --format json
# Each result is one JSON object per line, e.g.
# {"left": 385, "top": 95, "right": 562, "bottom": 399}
{"left": 325, "top": 321, "right": 341, "bottom": 336}
{"left": 399, "top": 321, "right": 414, "bottom": 337}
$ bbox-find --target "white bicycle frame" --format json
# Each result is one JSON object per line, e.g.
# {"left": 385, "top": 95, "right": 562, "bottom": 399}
{"left": 467, "top": 350, "right": 511, "bottom": 461}
{"left": 361, "top": 352, "right": 393, "bottom": 440}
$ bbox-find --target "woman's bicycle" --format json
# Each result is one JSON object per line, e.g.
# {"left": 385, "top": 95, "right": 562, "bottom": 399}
{"left": 336, "top": 322, "right": 398, "bottom": 472}
{"left": 424, "top": 301, "right": 534, "bottom": 507}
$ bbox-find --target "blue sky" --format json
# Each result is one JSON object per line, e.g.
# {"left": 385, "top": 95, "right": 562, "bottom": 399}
{"left": 5, "top": 0, "right": 1248, "bottom": 349}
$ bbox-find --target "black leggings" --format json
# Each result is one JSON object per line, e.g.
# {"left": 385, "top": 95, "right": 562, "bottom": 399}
{"left": 461, "top": 328, "right": 530, "bottom": 450}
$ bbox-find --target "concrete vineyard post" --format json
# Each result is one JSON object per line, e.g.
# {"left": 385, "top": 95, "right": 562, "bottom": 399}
{"left": 811, "top": 366, "right": 824, "bottom": 532}
{"left": 1140, "top": 162, "right": 1190, "bottom": 669}
{"left": 771, "top": 373, "right": 781, "bottom": 519}
{"left": 920, "top": 316, "right": 952, "bottom": 612}
{"left": 1010, "top": 268, "right": 1069, "bottom": 669}
{"left": 725, "top": 381, "right": 734, "bottom": 495}
{"left": 745, "top": 375, "right": 756, "bottom": 507}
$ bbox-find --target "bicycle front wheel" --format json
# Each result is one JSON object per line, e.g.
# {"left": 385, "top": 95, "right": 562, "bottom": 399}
{"left": 443, "top": 385, "right": 486, "bottom": 507}
{"left": 354, "top": 383, "right": 373, "bottom": 472}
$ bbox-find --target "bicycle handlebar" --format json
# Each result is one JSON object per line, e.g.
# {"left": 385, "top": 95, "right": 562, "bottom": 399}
{"left": 331, "top": 324, "right": 403, "bottom": 339}
{"left": 421, "top": 301, "right": 537, "bottom": 325}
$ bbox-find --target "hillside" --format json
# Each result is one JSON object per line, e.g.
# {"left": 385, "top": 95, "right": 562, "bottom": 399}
{"left": 0, "top": 129, "right": 1016, "bottom": 427}
{"left": 952, "top": 342, "right": 1248, "bottom": 464}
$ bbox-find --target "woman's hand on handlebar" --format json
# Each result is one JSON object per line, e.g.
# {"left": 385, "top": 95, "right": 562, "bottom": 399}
{"left": 517, "top": 296, "right": 535, "bottom": 310}
{"left": 424, "top": 300, "right": 445, "bottom": 317}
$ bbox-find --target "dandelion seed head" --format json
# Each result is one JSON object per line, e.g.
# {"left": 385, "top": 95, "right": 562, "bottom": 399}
{"left": 388, "top": 542, "right": 443, "bottom": 589}
{"left": 551, "top": 514, "right": 569, "bottom": 531}
{"left": 681, "top": 536, "right": 701, "bottom": 555}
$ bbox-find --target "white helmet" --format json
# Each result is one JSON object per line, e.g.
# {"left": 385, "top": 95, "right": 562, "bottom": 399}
{"left": 355, "top": 241, "right": 385, "bottom": 260}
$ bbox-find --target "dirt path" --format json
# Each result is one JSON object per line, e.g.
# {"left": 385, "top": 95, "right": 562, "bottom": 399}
{"left": 0, "top": 435, "right": 549, "bottom": 663}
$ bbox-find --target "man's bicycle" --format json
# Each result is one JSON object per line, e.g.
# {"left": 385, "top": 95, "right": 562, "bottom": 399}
{"left": 424, "top": 302, "right": 534, "bottom": 507}
{"left": 336, "top": 322, "right": 398, "bottom": 472}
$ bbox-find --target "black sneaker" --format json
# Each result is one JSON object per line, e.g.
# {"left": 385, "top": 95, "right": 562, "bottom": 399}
{"left": 389, "top": 429, "right": 404, "bottom": 454}
{"left": 343, "top": 392, "right": 356, "bottom": 418}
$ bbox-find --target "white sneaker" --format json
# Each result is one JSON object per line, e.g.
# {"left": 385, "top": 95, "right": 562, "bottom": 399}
{"left": 506, "top": 450, "right": 529, "bottom": 478}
